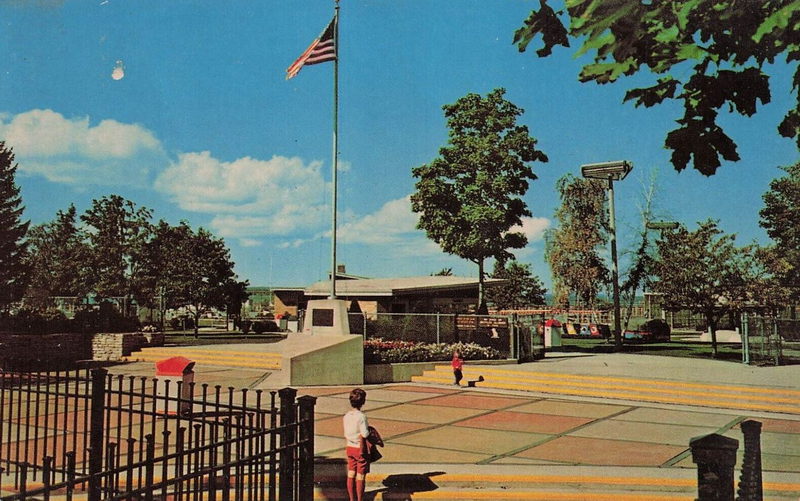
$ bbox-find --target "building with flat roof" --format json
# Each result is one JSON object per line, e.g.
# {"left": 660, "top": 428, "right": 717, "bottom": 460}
{"left": 272, "top": 275, "right": 506, "bottom": 317}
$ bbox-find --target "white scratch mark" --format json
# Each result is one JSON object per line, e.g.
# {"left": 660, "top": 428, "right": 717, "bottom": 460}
{"left": 111, "top": 60, "right": 125, "bottom": 80}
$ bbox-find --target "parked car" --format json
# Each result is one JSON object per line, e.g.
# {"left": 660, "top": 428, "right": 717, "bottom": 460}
{"left": 623, "top": 318, "right": 671, "bottom": 343}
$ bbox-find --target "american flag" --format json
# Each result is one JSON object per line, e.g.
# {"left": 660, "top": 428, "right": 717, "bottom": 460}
{"left": 286, "top": 17, "right": 336, "bottom": 80}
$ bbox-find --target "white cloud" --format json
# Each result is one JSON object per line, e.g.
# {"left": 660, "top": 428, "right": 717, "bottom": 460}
{"left": 512, "top": 216, "right": 550, "bottom": 242}
{"left": 332, "top": 197, "right": 551, "bottom": 261}
{"left": 0, "top": 109, "right": 164, "bottom": 186}
{"left": 338, "top": 195, "right": 419, "bottom": 245}
{"left": 239, "top": 238, "right": 263, "bottom": 248}
{"left": 155, "top": 151, "right": 331, "bottom": 238}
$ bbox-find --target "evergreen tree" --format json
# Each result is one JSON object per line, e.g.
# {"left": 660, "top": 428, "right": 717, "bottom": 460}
{"left": 0, "top": 142, "right": 30, "bottom": 309}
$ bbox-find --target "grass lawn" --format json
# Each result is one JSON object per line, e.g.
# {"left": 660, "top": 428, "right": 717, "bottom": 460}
{"left": 559, "top": 336, "right": 800, "bottom": 365}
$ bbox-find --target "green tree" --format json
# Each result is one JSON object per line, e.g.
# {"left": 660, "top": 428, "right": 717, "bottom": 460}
{"left": 0, "top": 142, "right": 30, "bottom": 309}
{"left": 181, "top": 228, "right": 242, "bottom": 336}
{"left": 411, "top": 88, "right": 548, "bottom": 311}
{"left": 141, "top": 221, "right": 243, "bottom": 336}
{"left": 514, "top": 0, "right": 800, "bottom": 176}
{"left": 545, "top": 174, "right": 608, "bottom": 308}
{"left": 139, "top": 221, "right": 194, "bottom": 324}
{"left": 739, "top": 245, "right": 794, "bottom": 316}
{"left": 81, "top": 195, "right": 153, "bottom": 304}
{"left": 431, "top": 268, "right": 453, "bottom": 276}
{"left": 620, "top": 173, "right": 660, "bottom": 331}
{"left": 26, "top": 205, "right": 91, "bottom": 304}
{"left": 488, "top": 259, "right": 547, "bottom": 311}
{"left": 652, "top": 220, "right": 747, "bottom": 357}
{"left": 221, "top": 278, "right": 250, "bottom": 327}
{"left": 759, "top": 163, "right": 800, "bottom": 311}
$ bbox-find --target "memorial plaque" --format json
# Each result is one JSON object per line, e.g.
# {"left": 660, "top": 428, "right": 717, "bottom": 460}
{"left": 312, "top": 308, "right": 334, "bottom": 327}
{"left": 456, "top": 315, "right": 478, "bottom": 330}
{"left": 478, "top": 317, "right": 509, "bottom": 328}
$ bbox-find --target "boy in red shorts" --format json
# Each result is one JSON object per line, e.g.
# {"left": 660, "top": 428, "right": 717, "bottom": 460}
{"left": 343, "top": 388, "right": 369, "bottom": 501}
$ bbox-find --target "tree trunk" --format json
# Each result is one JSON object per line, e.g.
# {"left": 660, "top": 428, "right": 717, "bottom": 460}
{"left": 707, "top": 310, "right": 719, "bottom": 358}
{"left": 193, "top": 308, "right": 200, "bottom": 338}
{"left": 476, "top": 258, "right": 488, "bottom": 314}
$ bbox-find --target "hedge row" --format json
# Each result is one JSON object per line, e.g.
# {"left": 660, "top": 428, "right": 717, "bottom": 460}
{"left": 0, "top": 307, "right": 139, "bottom": 334}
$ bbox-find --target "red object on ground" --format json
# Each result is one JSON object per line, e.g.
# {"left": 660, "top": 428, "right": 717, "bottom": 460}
{"left": 155, "top": 356, "right": 195, "bottom": 377}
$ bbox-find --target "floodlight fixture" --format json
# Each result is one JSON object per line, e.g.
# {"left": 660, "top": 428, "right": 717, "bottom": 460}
{"left": 579, "top": 159, "right": 633, "bottom": 351}
{"left": 581, "top": 160, "right": 633, "bottom": 181}
{"left": 646, "top": 221, "right": 679, "bottom": 231}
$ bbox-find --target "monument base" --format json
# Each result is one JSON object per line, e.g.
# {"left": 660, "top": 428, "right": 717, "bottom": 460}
{"left": 302, "top": 299, "right": 351, "bottom": 336}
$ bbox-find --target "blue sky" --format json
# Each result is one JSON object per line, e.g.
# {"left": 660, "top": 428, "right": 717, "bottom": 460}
{"left": 2, "top": 1, "right": 797, "bottom": 289}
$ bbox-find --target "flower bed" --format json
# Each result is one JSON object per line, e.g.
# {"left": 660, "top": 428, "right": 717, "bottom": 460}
{"left": 364, "top": 338, "right": 503, "bottom": 364}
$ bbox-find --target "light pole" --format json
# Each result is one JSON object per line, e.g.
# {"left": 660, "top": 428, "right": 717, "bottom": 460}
{"left": 581, "top": 160, "right": 633, "bottom": 351}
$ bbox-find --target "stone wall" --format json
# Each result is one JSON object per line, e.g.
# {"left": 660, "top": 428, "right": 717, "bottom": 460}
{"left": 0, "top": 331, "right": 164, "bottom": 369}
{"left": 92, "top": 331, "right": 164, "bottom": 361}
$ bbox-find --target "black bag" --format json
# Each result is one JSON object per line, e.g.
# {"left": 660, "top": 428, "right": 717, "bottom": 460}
{"left": 363, "top": 426, "right": 384, "bottom": 462}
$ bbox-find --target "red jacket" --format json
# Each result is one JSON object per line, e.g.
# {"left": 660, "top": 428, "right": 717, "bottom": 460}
{"left": 451, "top": 356, "right": 463, "bottom": 371}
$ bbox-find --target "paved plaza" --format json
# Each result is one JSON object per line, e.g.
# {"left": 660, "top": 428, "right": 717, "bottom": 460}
{"left": 110, "top": 350, "right": 800, "bottom": 499}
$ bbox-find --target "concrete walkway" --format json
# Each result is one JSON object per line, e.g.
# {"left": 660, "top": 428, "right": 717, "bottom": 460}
{"left": 109, "top": 350, "right": 800, "bottom": 499}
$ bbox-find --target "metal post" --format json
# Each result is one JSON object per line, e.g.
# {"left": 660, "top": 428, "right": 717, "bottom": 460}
{"left": 88, "top": 368, "right": 107, "bottom": 501}
{"left": 297, "top": 395, "right": 317, "bottom": 501}
{"left": 690, "top": 433, "right": 738, "bottom": 501}
{"left": 737, "top": 420, "right": 763, "bottom": 501}
{"left": 278, "top": 387, "right": 297, "bottom": 501}
{"left": 773, "top": 318, "right": 780, "bottom": 366}
{"left": 329, "top": 0, "right": 340, "bottom": 299}
{"left": 607, "top": 178, "right": 623, "bottom": 351}
{"left": 436, "top": 312, "right": 440, "bottom": 344}
{"left": 742, "top": 312, "right": 750, "bottom": 365}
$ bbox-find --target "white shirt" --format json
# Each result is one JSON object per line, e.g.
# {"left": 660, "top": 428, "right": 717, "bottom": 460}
{"left": 343, "top": 408, "right": 368, "bottom": 448}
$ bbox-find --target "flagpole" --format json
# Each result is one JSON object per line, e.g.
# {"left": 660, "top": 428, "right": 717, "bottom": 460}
{"left": 330, "top": 0, "right": 340, "bottom": 299}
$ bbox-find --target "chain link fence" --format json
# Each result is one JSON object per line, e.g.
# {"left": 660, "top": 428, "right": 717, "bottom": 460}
{"left": 347, "top": 312, "right": 517, "bottom": 358}
{"left": 741, "top": 314, "right": 800, "bottom": 365}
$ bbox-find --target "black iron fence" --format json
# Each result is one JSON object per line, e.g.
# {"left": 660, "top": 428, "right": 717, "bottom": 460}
{"left": 0, "top": 368, "right": 315, "bottom": 501}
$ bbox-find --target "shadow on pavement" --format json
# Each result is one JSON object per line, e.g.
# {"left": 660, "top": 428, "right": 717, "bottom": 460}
{"left": 375, "top": 472, "right": 445, "bottom": 500}
{"left": 316, "top": 459, "right": 444, "bottom": 501}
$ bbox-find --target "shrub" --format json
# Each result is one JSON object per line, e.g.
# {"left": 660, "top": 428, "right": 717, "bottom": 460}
{"left": 245, "top": 320, "right": 281, "bottom": 334}
{"left": 364, "top": 338, "right": 503, "bottom": 364}
{"left": 0, "top": 305, "right": 140, "bottom": 334}
{"left": 0, "top": 308, "right": 70, "bottom": 334}
{"left": 72, "top": 304, "right": 139, "bottom": 333}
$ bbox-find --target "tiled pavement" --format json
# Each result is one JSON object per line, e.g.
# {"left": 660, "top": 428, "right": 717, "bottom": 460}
{"left": 299, "top": 383, "right": 800, "bottom": 472}
{"left": 105, "top": 356, "right": 800, "bottom": 499}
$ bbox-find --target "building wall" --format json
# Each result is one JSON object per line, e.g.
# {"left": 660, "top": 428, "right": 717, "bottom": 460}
{"left": 273, "top": 290, "right": 301, "bottom": 317}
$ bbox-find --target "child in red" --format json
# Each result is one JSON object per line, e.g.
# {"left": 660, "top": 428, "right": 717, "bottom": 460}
{"left": 343, "top": 388, "right": 369, "bottom": 501}
{"left": 451, "top": 350, "right": 463, "bottom": 386}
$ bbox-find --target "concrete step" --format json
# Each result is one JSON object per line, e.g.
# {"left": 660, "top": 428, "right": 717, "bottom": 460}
{"left": 5, "top": 472, "right": 799, "bottom": 501}
{"left": 314, "top": 488, "right": 696, "bottom": 500}
{"left": 124, "top": 346, "right": 282, "bottom": 370}
{"left": 312, "top": 472, "right": 800, "bottom": 500}
{"left": 412, "top": 365, "right": 800, "bottom": 415}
